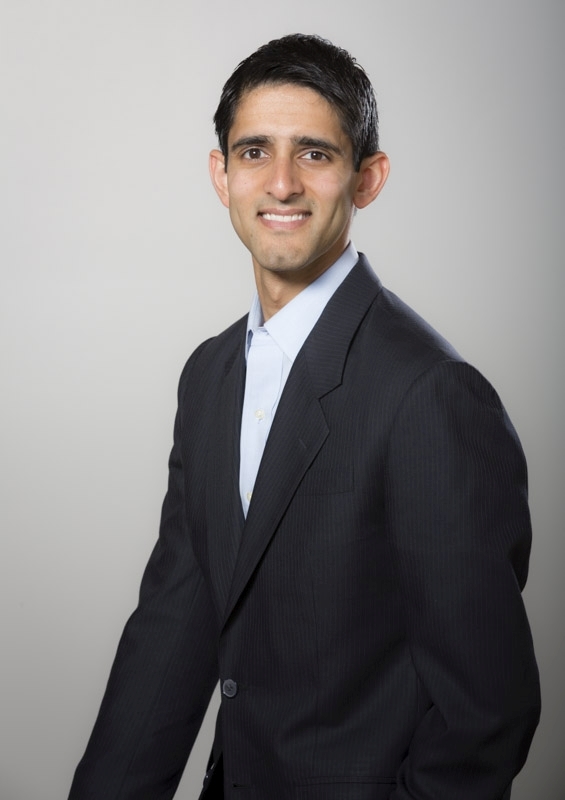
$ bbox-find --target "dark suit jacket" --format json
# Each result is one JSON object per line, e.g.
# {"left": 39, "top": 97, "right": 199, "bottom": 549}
{"left": 69, "top": 256, "right": 540, "bottom": 800}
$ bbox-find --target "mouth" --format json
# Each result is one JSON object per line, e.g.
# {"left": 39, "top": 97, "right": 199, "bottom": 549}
{"left": 258, "top": 210, "right": 311, "bottom": 229}
{"left": 260, "top": 212, "right": 310, "bottom": 222}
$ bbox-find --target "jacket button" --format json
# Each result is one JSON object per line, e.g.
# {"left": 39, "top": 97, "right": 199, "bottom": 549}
{"left": 222, "top": 679, "right": 238, "bottom": 698}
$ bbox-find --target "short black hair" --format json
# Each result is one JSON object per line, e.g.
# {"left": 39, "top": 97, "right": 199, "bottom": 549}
{"left": 213, "top": 34, "right": 379, "bottom": 171}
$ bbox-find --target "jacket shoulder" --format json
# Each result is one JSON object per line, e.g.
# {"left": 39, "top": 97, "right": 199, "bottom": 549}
{"left": 177, "top": 314, "right": 247, "bottom": 393}
{"left": 373, "top": 285, "right": 461, "bottom": 364}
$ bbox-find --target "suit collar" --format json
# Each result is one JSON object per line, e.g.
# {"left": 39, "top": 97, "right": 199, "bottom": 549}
{"left": 301, "top": 253, "right": 382, "bottom": 397}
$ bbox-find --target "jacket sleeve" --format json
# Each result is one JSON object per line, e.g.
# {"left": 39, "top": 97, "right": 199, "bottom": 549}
{"left": 386, "top": 360, "right": 540, "bottom": 800}
{"left": 69, "top": 348, "right": 219, "bottom": 800}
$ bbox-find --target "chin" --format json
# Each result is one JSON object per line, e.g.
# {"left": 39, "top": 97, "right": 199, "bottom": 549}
{"left": 262, "top": 260, "right": 309, "bottom": 274}
{"left": 254, "top": 252, "right": 300, "bottom": 270}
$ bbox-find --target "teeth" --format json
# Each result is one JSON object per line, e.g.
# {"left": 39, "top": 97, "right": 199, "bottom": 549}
{"left": 262, "top": 213, "right": 307, "bottom": 222}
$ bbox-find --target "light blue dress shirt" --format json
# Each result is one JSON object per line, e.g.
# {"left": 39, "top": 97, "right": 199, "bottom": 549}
{"left": 239, "top": 242, "right": 358, "bottom": 516}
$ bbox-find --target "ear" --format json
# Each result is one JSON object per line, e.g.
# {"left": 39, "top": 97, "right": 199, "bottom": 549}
{"left": 353, "top": 151, "right": 390, "bottom": 209}
{"left": 209, "top": 149, "right": 230, "bottom": 208}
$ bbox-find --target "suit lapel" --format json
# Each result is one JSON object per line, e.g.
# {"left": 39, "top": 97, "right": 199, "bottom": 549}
{"left": 222, "top": 255, "right": 382, "bottom": 626}
{"left": 223, "top": 354, "right": 329, "bottom": 624}
{"left": 205, "top": 335, "right": 246, "bottom": 616}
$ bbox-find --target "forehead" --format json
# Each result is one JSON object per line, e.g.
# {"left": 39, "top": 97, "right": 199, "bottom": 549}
{"left": 229, "top": 83, "right": 349, "bottom": 146}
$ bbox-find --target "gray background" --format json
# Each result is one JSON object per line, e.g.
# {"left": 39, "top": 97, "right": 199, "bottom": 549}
{"left": 1, "top": 1, "right": 563, "bottom": 798}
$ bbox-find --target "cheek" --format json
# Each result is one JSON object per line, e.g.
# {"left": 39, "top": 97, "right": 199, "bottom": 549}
{"left": 324, "top": 190, "right": 355, "bottom": 224}
{"left": 225, "top": 184, "right": 247, "bottom": 222}
{"left": 228, "top": 205, "right": 247, "bottom": 240}
{"left": 226, "top": 190, "right": 256, "bottom": 245}
{"left": 227, "top": 170, "right": 256, "bottom": 201}
{"left": 315, "top": 176, "right": 354, "bottom": 208}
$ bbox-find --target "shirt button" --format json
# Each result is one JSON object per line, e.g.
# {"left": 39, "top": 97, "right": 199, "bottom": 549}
{"left": 222, "top": 679, "right": 238, "bottom": 698}
{"left": 254, "top": 409, "right": 265, "bottom": 420}
{"left": 246, "top": 491, "right": 252, "bottom": 502}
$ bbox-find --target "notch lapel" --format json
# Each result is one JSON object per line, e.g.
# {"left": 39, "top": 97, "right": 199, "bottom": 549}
{"left": 223, "top": 353, "right": 328, "bottom": 625}
{"left": 222, "top": 255, "right": 382, "bottom": 626}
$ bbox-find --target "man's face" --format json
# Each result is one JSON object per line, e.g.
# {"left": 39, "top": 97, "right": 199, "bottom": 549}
{"left": 210, "top": 83, "right": 365, "bottom": 285}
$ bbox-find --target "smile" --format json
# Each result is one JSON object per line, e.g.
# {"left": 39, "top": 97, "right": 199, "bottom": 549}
{"left": 260, "top": 212, "right": 310, "bottom": 222}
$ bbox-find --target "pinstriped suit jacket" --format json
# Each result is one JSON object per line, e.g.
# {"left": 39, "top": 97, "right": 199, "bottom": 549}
{"left": 69, "top": 255, "right": 540, "bottom": 800}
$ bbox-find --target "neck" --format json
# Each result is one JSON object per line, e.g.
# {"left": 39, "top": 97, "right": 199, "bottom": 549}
{"left": 254, "top": 269, "right": 313, "bottom": 321}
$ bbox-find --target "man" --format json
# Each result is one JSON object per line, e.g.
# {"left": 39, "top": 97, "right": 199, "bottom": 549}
{"left": 69, "top": 34, "right": 540, "bottom": 800}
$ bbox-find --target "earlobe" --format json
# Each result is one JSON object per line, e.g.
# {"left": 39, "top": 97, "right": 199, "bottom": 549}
{"left": 209, "top": 149, "right": 230, "bottom": 208}
{"left": 353, "top": 151, "right": 390, "bottom": 209}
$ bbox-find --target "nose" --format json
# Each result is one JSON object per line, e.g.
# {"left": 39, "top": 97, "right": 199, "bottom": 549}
{"left": 264, "top": 155, "right": 303, "bottom": 201}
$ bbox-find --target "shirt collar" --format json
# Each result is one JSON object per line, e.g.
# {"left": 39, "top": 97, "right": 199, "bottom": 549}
{"left": 246, "top": 242, "right": 358, "bottom": 362}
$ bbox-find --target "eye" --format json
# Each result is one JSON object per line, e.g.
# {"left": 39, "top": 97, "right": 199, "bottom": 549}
{"left": 242, "top": 148, "right": 267, "bottom": 160}
{"left": 302, "top": 151, "right": 329, "bottom": 161}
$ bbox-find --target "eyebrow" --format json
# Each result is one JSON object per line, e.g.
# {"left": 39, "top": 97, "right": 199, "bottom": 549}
{"left": 230, "top": 135, "right": 272, "bottom": 153}
{"left": 230, "top": 135, "right": 345, "bottom": 156}
{"left": 294, "top": 136, "right": 345, "bottom": 156}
